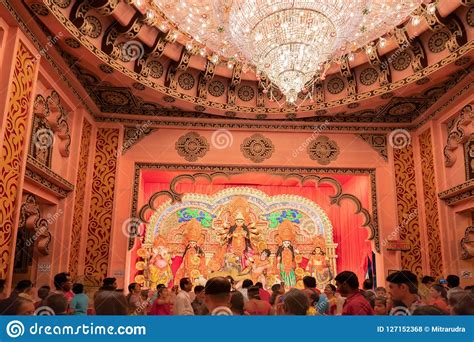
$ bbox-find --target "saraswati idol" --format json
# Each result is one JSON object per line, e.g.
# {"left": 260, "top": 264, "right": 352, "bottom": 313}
{"left": 275, "top": 220, "right": 298, "bottom": 287}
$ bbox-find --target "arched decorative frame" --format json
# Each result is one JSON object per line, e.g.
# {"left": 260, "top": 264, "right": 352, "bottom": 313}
{"left": 129, "top": 163, "right": 380, "bottom": 253}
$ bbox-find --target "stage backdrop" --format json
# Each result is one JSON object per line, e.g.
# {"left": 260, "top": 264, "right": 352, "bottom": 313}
{"left": 135, "top": 171, "right": 374, "bottom": 284}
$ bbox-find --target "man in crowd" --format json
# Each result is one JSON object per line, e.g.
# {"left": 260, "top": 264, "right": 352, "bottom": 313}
{"left": 174, "top": 278, "right": 194, "bottom": 315}
{"left": 335, "top": 271, "right": 374, "bottom": 315}
{"left": 386, "top": 270, "right": 421, "bottom": 315}
{"left": 52, "top": 272, "right": 74, "bottom": 303}
{"left": 191, "top": 285, "right": 206, "bottom": 315}
{"left": 204, "top": 277, "right": 232, "bottom": 315}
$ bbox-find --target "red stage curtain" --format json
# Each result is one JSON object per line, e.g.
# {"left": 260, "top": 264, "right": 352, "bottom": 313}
{"left": 143, "top": 176, "right": 373, "bottom": 283}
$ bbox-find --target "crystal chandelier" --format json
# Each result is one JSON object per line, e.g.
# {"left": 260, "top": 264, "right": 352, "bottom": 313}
{"left": 149, "top": 0, "right": 424, "bottom": 103}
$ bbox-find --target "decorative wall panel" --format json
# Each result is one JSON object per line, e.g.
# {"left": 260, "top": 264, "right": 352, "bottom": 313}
{"left": 0, "top": 42, "right": 37, "bottom": 278}
{"left": 69, "top": 120, "right": 92, "bottom": 277}
{"left": 419, "top": 130, "right": 443, "bottom": 277}
{"left": 84, "top": 128, "right": 119, "bottom": 285}
{"left": 393, "top": 144, "right": 423, "bottom": 276}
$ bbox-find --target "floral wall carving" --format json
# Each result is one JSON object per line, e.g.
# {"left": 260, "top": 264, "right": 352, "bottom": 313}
{"left": 0, "top": 42, "right": 37, "bottom": 278}
{"left": 69, "top": 120, "right": 92, "bottom": 277}
{"left": 307, "top": 136, "right": 340, "bottom": 165}
{"left": 240, "top": 134, "right": 274, "bottom": 163}
{"left": 419, "top": 129, "right": 443, "bottom": 277}
{"left": 175, "top": 132, "right": 209, "bottom": 162}
{"left": 393, "top": 144, "right": 423, "bottom": 276}
{"left": 84, "top": 128, "right": 119, "bottom": 286}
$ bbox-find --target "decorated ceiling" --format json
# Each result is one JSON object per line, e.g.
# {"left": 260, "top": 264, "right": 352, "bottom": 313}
{"left": 12, "top": 0, "right": 474, "bottom": 127}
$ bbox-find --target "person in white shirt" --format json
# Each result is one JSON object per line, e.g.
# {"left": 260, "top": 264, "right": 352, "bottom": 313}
{"left": 173, "top": 278, "right": 194, "bottom": 315}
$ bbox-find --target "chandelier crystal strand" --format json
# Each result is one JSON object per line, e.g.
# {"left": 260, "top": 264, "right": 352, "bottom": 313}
{"left": 151, "top": 0, "right": 424, "bottom": 102}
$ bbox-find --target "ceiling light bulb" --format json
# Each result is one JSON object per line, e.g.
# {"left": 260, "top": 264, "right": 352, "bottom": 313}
{"left": 185, "top": 42, "right": 194, "bottom": 51}
{"left": 210, "top": 54, "right": 219, "bottom": 64}
{"left": 411, "top": 15, "right": 421, "bottom": 26}
{"left": 199, "top": 48, "right": 207, "bottom": 57}
{"left": 379, "top": 37, "right": 387, "bottom": 48}
{"left": 427, "top": 3, "right": 436, "bottom": 15}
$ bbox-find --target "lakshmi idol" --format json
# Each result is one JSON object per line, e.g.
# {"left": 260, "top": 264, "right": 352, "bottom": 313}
{"left": 174, "top": 218, "right": 207, "bottom": 285}
{"left": 275, "top": 220, "right": 298, "bottom": 287}
{"left": 307, "top": 236, "right": 332, "bottom": 284}
{"left": 148, "top": 235, "right": 173, "bottom": 288}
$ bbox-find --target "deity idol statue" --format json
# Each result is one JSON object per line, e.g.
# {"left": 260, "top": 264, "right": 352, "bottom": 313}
{"left": 148, "top": 235, "right": 173, "bottom": 288}
{"left": 248, "top": 248, "right": 272, "bottom": 287}
{"left": 174, "top": 219, "right": 207, "bottom": 284}
{"left": 307, "top": 236, "right": 332, "bottom": 284}
{"left": 275, "top": 220, "right": 298, "bottom": 287}
{"left": 212, "top": 197, "right": 261, "bottom": 271}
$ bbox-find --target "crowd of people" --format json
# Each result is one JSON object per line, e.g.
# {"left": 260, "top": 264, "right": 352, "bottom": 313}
{"left": 0, "top": 270, "right": 472, "bottom": 316}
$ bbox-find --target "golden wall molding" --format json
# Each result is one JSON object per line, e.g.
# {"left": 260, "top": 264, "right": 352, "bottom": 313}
{"left": 419, "top": 129, "right": 443, "bottom": 277}
{"left": 0, "top": 41, "right": 38, "bottom": 278}
{"left": 25, "top": 155, "right": 74, "bottom": 198}
{"left": 84, "top": 128, "right": 119, "bottom": 286}
{"left": 69, "top": 120, "right": 92, "bottom": 277}
{"left": 393, "top": 144, "right": 423, "bottom": 276}
{"left": 438, "top": 179, "right": 474, "bottom": 206}
{"left": 460, "top": 226, "right": 474, "bottom": 259}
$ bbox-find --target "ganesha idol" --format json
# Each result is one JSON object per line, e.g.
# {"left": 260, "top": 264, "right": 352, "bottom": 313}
{"left": 148, "top": 235, "right": 173, "bottom": 288}
{"left": 174, "top": 218, "right": 207, "bottom": 285}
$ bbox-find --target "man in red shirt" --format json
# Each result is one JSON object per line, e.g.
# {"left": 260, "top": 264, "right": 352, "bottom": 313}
{"left": 335, "top": 271, "right": 374, "bottom": 315}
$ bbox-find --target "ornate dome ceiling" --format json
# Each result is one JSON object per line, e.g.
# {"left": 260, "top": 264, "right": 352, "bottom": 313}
{"left": 15, "top": 0, "right": 474, "bottom": 128}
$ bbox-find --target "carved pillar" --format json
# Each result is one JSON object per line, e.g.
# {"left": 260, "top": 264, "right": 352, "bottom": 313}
{"left": 84, "top": 128, "right": 119, "bottom": 286}
{"left": 392, "top": 144, "right": 423, "bottom": 276}
{"left": 69, "top": 119, "right": 93, "bottom": 277}
{"left": 419, "top": 129, "right": 444, "bottom": 277}
{"left": 0, "top": 40, "right": 39, "bottom": 280}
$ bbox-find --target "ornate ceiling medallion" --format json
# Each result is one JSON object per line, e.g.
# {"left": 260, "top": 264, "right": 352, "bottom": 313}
{"left": 240, "top": 134, "right": 274, "bottom": 163}
{"left": 307, "top": 136, "right": 340, "bottom": 165}
{"left": 428, "top": 31, "right": 450, "bottom": 53}
{"left": 175, "top": 132, "right": 210, "bottom": 162}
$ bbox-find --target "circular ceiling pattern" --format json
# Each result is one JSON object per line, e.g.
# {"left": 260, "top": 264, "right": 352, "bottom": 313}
{"left": 387, "top": 102, "right": 417, "bottom": 116}
{"left": 85, "top": 16, "right": 102, "bottom": 39}
{"left": 467, "top": 6, "right": 474, "bottom": 27}
{"left": 100, "top": 91, "right": 130, "bottom": 106}
{"left": 208, "top": 80, "right": 225, "bottom": 97}
{"left": 148, "top": 60, "right": 164, "bottom": 79}
{"left": 392, "top": 51, "right": 412, "bottom": 71}
{"left": 428, "top": 31, "right": 450, "bottom": 53}
{"left": 327, "top": 77, "right": 345, "bottom": 94}
{"left": 178, "top": 73, "right": 195, "bottom": 90}
{"left": 359, "top": 68, "right": 378, "bottom": 86}
{"left": 238, "top": 85, "right": 255, "bottom": 102}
